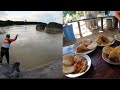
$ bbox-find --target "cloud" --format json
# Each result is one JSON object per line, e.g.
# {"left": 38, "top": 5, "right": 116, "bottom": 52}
{"left": 0, "top": 11, "right": 7, "bottom": 16}
{"left": 31, "top": 11, "right": 63, "bottom": 24}
{"left": 0, "top": 11, "right": 63, "bottom": 24}
{"left": 5, "top": 16, "right": 25, "bottom": 21}
{"left": 0, "top": 11, "right": 8, "bottom": 20}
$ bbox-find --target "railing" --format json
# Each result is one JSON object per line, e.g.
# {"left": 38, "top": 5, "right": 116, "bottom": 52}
{"left": 65, "top": 16, "right": 116, "bottom": 37}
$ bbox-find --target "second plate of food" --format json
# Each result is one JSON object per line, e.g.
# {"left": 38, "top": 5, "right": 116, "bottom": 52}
{"left": 96, "top": 35, "right": 115, "bottom": 47}
{"left": 73, "top": 39, "right": 97, "bottom": 54}
{"left": 102, "top": 45, "right": 120, "bottom": 65}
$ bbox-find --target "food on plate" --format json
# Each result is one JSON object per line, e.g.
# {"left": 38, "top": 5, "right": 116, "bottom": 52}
{"left": 76, "top": 44, "right": 88, "bottom": 53}
{"left": 103, "top": 45, "right": 120, "bottom": 63}
{"left": 102, "top": 46, "right": 114, "bottom": 55}
{"left": 108, "top": 51, "right": 120, "bottom": 62}
{"left": 96, "top": 35, "right": 114, "bottom": 46}
{"left": 81, "top": 39, "right": 92, "bottom": 46}
{"left": 87, "top": 42, "right": 97, "bottom": 50}
{"left": 63, "top": 65, "right": 75, "bottom": 74}
{"left": 108, "top": 37, "right": 114, "bottom": 42}
{"left": 74, "top": 55, "right": 86, "bottom": 62}
{"left": 76, "top": 39, "right": 97, "bottom": 53}
{"left": 115, "top": 34, "right": 120, "bottom": 41}
{"left": 97, "top": 35, "right": 109, "bottom": 44}
{"left": 74, "top": 57, "right": 87, "bottom": 73}
{"left": 63, "top": 54, "right": 88, "bottom": 75}
{"left": 63, "top": 54, "right": 74, "bottom": 66}
{"left": 115, "top": 46, "right": 120, "bottom": 51}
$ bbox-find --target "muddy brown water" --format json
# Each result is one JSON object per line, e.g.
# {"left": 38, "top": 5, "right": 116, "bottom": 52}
{"left": 0, "top": 25, "right": 62, "bottom": 69}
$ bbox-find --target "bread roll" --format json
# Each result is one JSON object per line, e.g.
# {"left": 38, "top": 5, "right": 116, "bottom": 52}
{"left": 63, "top": 65, "right": 75, "bottom": 74}
{"left": 87, "top": 42, "right": 97, "bottom": 50}
{"left": 76, "top": 44, "right": 88, "bottom": 53}
{"left": 108, "top": 51, "right": 120, "bottom": 62}
{"left": 81, "top": 39, "right": 92, "bottom": 46}
{"left": 115, "top": 34, "right": 120, "bottom": 40}
{"left": 63, "top": 55, "right": 74, "bottom": 66}
{"left": 102, "top": 46, "right": 114, "bottom": 55}
{"left": 108, "top": 37, "right": 114, "bottom": 42}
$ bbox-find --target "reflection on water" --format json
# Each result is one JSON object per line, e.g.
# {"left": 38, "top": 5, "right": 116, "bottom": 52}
{"left": 0, "top": 25, "right": 62, "bottom": 69}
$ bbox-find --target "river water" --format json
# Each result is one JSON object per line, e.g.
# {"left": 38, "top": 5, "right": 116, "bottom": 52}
{"left": 0, "top": 25, "right": 62, "bottom": 69}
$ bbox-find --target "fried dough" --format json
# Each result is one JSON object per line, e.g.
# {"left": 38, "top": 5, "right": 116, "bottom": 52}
{"left": 87, "top": 42, "right": 97, "bottom": 50}
{"left": 63, "top": 55, "right": 74, "bottom": 66}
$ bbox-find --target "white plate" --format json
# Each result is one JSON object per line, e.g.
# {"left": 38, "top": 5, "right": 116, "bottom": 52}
{"left": 102, "top": 53, "right": 120, "bottom": 65}
{"left": 64, "top": 53, "right": 91, "bottom": 78}
{"left": 114, "top": 33, "right": 120, "bottom": 42}
{"left": 73, "top": 42, "right": 96, "bottom": 54}
{"left": 96, "top": 37, "right": 115, "bottom": 47}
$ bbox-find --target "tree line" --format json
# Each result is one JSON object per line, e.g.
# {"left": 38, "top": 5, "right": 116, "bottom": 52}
{"left": 0, "top": 20, "right": 40, "bottom": 27}
{"left": 64, "top": 11, "right": 105, "bottom": 19}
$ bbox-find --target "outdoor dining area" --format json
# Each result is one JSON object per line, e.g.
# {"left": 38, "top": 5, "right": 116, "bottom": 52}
{"left": 63, "top": 11, "right": 120, "bottom": 78}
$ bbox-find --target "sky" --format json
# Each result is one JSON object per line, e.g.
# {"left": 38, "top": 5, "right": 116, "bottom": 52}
{"left": 0, "top": 11, "right": 63, "bottom": 24}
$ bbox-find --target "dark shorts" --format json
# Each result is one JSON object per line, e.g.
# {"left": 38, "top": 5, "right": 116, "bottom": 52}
{"left": 1, "top": 47, "right": 9, "bottom": 57}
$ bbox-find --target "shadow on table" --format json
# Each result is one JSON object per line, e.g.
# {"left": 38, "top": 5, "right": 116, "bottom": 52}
{"left": 112, "top": 40, "right": 120, "bottom": 46}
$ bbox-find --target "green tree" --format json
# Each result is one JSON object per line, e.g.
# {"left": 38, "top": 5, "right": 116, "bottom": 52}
{"left": 63, "top": 11, "right": 76, "bottom": 17}
{"left": 64, "top": 11, "right": 84, "bottom": 20}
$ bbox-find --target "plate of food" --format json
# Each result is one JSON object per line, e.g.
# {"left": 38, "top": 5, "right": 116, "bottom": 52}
{"left": 73, "top": 39, "right": 97, "bottom": 54}
{"left": 63, "top": 53, "right": 91, "bottom": 78}
{"left": 96, "top": 35, "right": 115, "bottom": 46}
{"left": 114, "top": 33, "right": 120, "bottom": 42}
{"left": 102, "top": 45, "right": 120, "bottom": 65}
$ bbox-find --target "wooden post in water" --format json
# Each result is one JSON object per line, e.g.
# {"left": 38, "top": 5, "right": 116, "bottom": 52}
{"left": 77, "top": 20, "right": 82, "bottom": 37}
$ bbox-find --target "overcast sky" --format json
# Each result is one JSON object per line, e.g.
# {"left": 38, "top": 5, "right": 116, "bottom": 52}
{"left": 0, "top": 11, "right": 63, "bottom": 24}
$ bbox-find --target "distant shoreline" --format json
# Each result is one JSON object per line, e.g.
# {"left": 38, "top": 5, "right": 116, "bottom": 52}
{"left": 0, "top": 20, "right": 40, "bottom": 27}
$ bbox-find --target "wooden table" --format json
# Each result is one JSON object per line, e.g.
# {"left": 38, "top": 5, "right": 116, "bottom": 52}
{"left": 63, "top": 30, "right": 120, "bottom": 78}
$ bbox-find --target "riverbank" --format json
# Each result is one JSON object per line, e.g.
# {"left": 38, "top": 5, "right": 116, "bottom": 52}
{"left": 0, "top": 62, "right": 20, "bottom": 78}
{"left": 19, "top": 59, "right": 63, "bottom": 78}
{"left": 0, "top": 59, "right": 63, "bottom": 79}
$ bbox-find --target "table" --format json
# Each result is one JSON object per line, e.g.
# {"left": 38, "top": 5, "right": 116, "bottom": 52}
{"left": 63, "top": 30, "right": 120, "bottom": 78}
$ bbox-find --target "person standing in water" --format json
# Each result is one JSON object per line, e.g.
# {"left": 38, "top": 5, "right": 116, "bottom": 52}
{"left": 0, "top": 34, "right": 19, "bottom": 64}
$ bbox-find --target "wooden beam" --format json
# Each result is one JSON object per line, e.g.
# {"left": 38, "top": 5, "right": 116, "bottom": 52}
{"left": 77, "top": 20, "right": 82, "bottom": 37}
{"left": 67, "top": 16, "right": 114, "bottom": 23}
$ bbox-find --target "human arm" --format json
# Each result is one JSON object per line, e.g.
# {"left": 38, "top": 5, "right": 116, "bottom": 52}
{"left": 14, "top": 34, "right": 19, "bottom": 41}
{"left": 9, "top": 34, "right": 19, "bottom": 42}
